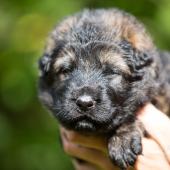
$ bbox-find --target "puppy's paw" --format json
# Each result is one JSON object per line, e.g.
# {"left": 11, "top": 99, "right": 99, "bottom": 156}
{"left": 108, "top": 133, "right": 142, "bottom": 170}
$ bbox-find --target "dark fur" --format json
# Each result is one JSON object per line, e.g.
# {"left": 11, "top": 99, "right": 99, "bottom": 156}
{"left": 38, "top": 9, "right": 170, "bottom": 169}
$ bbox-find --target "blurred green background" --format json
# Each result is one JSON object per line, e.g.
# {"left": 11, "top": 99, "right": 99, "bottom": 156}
{"left": 0, "top": 0, "right": 170, "bottom": 170}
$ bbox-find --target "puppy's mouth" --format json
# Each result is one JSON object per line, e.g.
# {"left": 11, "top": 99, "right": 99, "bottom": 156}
{"left": 56, "top": 109, "right": 114, "bottom": 133}
{"left": 75, "top": 119, "right": 96, "bottom": 132}
{"left": 72, "top": 115, "right": 112, "bottom": 133}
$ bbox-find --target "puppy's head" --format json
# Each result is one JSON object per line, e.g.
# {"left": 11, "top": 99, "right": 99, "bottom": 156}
{"left": 38, "top": 9, "right": 159, "bottom": 134}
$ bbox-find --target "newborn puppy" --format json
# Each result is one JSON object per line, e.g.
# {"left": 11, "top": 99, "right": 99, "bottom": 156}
{"left": 38, "top": 9, "right": 170, "bottom": 169}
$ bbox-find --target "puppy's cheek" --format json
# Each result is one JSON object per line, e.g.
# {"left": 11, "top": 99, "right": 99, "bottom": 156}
{"left": 108, "top": 76, "right": 125, "bottom": 95}
{"left": 109, "top": 75, "right": 122, "bottom": 87}
{"left": 39, "top": 91, "right": 53, "bottom": 107}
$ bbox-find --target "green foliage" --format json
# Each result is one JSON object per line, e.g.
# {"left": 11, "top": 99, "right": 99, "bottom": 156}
{"left": 0, "top": 0, "right": 170, "bottom": 170}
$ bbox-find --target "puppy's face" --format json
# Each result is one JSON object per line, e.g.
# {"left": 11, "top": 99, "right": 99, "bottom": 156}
{"left": 39, "top": 40, "right": 155, "bottom": 134}
{"left": 38, "top": 9, "right": 158, "bottom": 134}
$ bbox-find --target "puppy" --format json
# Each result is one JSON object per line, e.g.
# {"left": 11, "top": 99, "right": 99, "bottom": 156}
{"left": 38, "top": 9, "right": 170, "bottom": 169}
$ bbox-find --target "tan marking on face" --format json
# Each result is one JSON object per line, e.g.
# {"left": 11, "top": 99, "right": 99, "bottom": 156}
{"left": 122, "top": 25, "right": 153, "bottom": 51}
{"left": 53, "top": 49, "right": 75, "bottom": 72}
{"left": 100, "top": 51, "right": 130, "bottom": 74}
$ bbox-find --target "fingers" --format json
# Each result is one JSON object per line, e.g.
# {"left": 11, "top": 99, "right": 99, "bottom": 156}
{"left": 60, "top": 126, "right": 107, "bottom": 153}
{"left": 60, "top": 127, "right": 118, "bottom": 170}
{"left": 61, "top": 127, "right": 116, "bottom": 170}
{"left": 135, "top": 138, "right": 170, "bottom": 170}
{"left": 137, "top": 104, "right": 170, "bottom": 162}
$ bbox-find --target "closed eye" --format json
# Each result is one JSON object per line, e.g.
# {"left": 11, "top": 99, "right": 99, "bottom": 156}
{"left": 103, "top": 66, "right": 121, "bottom": 76}
{"left": 55, "top": 59, "right": 75, "bottom": 75}
{"left": 58, "top": 66, "right": 73, "bottom": 75}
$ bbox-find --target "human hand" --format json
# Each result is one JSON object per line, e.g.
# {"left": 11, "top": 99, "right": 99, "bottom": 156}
{"left": 60, "top": 104, "right": 170, "bottom": 170}
{"left": 60, "top": 126, "right": 118, "bottom": 170}
{"left": 136, "top": 104, "right": 170, "bottom": 170}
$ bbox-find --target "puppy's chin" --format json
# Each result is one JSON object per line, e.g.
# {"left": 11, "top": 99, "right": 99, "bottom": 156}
{"left": 75, "top": 120, "right": 96, "bottom": 132}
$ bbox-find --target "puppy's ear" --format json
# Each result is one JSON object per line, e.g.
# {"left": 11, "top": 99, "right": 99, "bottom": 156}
{"left": 38, "top": 75, "right": 54, "bottom": 109}
{"left": 120, "top": 40, "right": 153, "bottom": 81}
{"left": 129, "top": 50, "right": 153, "bottom": 81}
{"left": 38, "top": 54, "right": 54, "bottom": 108}
{"left": 38, "top": 54, "right": 52, "bottom": 76}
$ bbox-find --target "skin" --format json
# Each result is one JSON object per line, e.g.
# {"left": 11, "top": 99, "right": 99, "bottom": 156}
{"left": 60, "top": 104, "right": 170, "bottom": 170}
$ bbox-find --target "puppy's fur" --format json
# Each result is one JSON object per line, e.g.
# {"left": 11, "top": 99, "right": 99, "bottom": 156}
{"left": 38, "top": 9, "right": 170, "bottom": 169}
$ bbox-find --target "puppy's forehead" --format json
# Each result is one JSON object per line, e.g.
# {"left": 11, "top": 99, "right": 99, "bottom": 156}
{"left": 53, "top": 44, "right": 130, "bottom": 74}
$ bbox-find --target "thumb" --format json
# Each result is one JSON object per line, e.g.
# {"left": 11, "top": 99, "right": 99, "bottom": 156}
{"left": 137, "top": 104, "right": 170, "bottom": 163}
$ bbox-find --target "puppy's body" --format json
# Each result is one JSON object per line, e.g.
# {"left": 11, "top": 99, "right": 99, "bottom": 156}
{"left": 38, "top": 9, "right": 170, "bottom": 169}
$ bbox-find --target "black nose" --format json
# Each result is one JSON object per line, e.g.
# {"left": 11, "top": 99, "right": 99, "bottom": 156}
{"left": 76, "top": 95, "right": 94, "bottom": 110}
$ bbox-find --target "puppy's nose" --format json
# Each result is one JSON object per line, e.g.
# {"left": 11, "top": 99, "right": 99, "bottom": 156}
{"left": 76, "top": 95, "right": 94, "bottom": 110}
